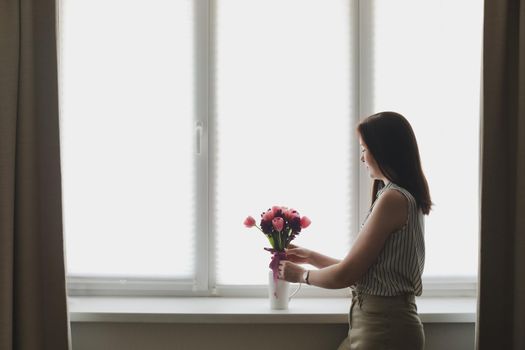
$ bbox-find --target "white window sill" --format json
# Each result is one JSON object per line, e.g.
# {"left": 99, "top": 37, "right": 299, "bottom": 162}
{"left": 68, "top": 296, "right": 476, "bottom": 324}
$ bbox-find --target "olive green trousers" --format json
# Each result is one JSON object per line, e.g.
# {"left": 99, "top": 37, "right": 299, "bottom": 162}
{"left": 337, "top": 291, "right": 425, "bottom": 350}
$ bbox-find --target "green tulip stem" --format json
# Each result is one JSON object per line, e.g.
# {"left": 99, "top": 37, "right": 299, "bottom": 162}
{"left": 267, "top": 235, "right": 275, "bottom": 248}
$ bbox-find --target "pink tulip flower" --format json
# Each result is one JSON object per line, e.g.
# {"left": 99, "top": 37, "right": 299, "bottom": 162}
{"left": 263, "top": 210, "right": 274, "bottom": 221}
{"left": 271, "top": 206, "right": 284, "bottom": 217}
{"left": 283, "top": 209, "right": 293, "bottom": 220}
{"left": 244, "top": 216, "right": 256, "bottom": 228}
{"left": 300, "top": 216, "right": 311, "bottom": 229}
{"left": 272, "top": 217, "right": 284, "bottom": 232}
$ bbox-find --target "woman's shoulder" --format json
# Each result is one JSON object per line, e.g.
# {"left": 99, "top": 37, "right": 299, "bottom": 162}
{"left": 376, "top": 188, "right": 408, "bottom": 213}
{"left": 373, "top": 188, "right": 408, "bottom": 232}
{"left": 381, "top": 182, "right": 416, "bottom": 204}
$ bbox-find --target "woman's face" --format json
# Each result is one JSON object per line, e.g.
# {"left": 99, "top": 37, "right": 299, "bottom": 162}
{"left": 359, "top": 136, "right": 383, "bottom": 180}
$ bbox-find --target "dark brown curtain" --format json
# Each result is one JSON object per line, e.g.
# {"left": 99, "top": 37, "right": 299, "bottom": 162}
{"left": 478, "top": 0, "right": 525, "bottom": 349}
{"left": 0, "top": 0, "right": 70, "bottom": 349}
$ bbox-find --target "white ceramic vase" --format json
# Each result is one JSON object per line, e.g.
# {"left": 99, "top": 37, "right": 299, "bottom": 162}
{"left": 268, "top": 271, "right": 300, "bottom": 310}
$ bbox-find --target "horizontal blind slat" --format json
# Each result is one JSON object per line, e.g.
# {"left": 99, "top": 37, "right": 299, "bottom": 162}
{"left": 60, "top": 0, "right": 195, "bottom": 279}
{"left": 213, "top": 0, "right": 358, "bottom": 285}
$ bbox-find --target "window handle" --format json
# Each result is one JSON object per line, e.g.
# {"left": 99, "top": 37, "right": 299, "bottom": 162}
{"left": 196, "top": 122, "right": 203, "bottom": 155}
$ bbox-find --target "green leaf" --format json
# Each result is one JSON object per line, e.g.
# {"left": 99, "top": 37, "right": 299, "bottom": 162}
{"left": 267, "top": 235, "right": 275, "bottom": 249}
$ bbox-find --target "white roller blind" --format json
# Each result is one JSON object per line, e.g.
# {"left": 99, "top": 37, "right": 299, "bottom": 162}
{"left": 60, "top": 0, "right": 195, "bottom": 278}
{"left": 366, "top": 0, "right": 483, "bottom": 277}
{"left": 214, "top": 0, "right": 358, "bottom": 285}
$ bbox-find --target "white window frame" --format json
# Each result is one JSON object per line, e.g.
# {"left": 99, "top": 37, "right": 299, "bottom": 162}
{"left": 64, "top": 0, "right": 479, "bottom": 298}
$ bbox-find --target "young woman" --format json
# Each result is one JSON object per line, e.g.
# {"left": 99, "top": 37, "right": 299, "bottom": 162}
{"left": 279, "top": 111, "right": 432, "bottom": 350}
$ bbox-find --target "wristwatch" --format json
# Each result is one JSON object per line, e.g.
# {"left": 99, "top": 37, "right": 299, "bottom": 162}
{"left": 302, "top": 270, "right": 310, "bottom": 285}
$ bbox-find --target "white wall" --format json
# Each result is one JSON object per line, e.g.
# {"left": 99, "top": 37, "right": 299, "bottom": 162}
{"left": 71, "top": 322, "right": 475, "bottom": 350}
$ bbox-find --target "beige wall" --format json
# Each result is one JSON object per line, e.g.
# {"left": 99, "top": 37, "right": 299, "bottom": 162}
{"left": 71, "top": 322, "right": 474, "bottom": 350}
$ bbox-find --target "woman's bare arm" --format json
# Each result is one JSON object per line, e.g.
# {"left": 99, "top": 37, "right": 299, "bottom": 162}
{"left": 280, "top": 189, "right": 408, "bottom": 289}
{"left": 285, "top": 245, "right": 341, "bottom": 269}
{"left": 308, "top": 251, "right": 341, "bottom": 269}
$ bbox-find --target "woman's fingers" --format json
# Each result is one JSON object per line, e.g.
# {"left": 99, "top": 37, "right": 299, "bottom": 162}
{"left": 287, "top": 248, "right": 305, "bottom": 257}
{"left": 278, "top": 260, "right": 304, "bottom": 283}
{"left": 286, "top": 248, "right": 296, "bottom": 255}
{"left": 278, "top": 261, "right": 286, "bottom": 279}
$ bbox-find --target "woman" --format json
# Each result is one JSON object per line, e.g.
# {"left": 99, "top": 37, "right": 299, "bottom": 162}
{"left": 279, "top": 111, "right": 432, "bottom": 350}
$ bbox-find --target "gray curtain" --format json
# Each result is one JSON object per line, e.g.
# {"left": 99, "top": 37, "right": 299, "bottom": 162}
{"left": 0, "top": 0, "right": 70, "bottom": 349}
{"left": 478, "top": 0, "right": 525, "bottom": 349}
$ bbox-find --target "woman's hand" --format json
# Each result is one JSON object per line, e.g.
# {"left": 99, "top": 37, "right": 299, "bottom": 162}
{"left": 278, "top": 260, "right": 306, "bottom": 283}
{"left": 285, "top": 244, "right": 311, "bottom": 264}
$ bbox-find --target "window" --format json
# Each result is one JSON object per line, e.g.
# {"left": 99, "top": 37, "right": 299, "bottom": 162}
{"left": 361, "top": 0, "right": 482, "bottom": 279}
{"left": 213, "top": 0, "right": 357, "bottom": 287}
{"left": 60, "top": 0, "right": 483, "bottom": 296}
{"left": 59, "top": 0, "right": 195, "bottom": 280}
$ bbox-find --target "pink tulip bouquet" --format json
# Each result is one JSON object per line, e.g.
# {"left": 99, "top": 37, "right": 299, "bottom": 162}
{"left": 244, "top": 206, "right": 311, "bottom": 282}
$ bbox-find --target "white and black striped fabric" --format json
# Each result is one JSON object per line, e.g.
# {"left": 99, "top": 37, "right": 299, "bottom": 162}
{"left": 355, "top": 181, "right": 425, "bottom": 296}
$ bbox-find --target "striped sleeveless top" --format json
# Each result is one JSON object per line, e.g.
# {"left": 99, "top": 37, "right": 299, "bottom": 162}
{"left": 355, "top": 181, "right": 425, "bottom": 296}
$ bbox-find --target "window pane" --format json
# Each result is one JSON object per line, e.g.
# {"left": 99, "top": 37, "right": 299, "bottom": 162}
{"left": 368, "top": 0, "right": 482, "bottom": 277}
{"left": 214, "top": 0, "right": 357, "bottom": 285}
{"left": 60, "top": 0, "right": 195, "bottom": 278}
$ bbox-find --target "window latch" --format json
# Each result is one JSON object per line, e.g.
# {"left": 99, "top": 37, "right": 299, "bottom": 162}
{"left": 195, "top": 122, "right": 203, "bottom": 155}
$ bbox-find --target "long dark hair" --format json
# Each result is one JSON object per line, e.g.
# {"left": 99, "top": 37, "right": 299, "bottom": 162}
{"left": 357, "top": 111, "right": 433, "bottom": 215}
